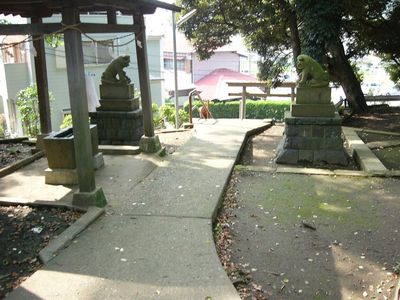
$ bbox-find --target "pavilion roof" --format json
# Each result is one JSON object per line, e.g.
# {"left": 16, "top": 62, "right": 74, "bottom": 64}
{"left": 0, "top": 0, "right": 180, "bottom": 18}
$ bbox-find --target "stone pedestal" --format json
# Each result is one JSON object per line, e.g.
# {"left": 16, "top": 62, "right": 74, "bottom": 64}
{"left": 291, "top": 87, "right": 335, "bottom": 118}
{"left": 90, "top": 83, "right": 144, "bottom": 145}
{"left": 90, "top": 110, "right": 144, "bottom": 145}
{"left": 276, "top": 87, "right": 348, "bottom": 166}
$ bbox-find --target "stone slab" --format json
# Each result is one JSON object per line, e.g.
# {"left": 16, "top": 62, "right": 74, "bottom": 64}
{"left": 343, "top": 127, "right": 387, "bottom": 172}
{"left": 291, "top": 103, "right": 336, "bottom": 117}
{"left": 100, "top": 83, "right": 134, "bottom": 99}
{"left": 284, "top": 111, "right": 342, "bottom": 125}
{"left": 90, "top": 109, "right": 143, "bottom": 120}
{"left": 99, "top": 145, "right": 141, "bottom": 155}
{"left": 97, "top": 98, "right": 139, "bottom": 111}
{"left": 8, "top": 216, "right": 240, "bottom": 300}
{"left": 45, "top": 167, "right": 78, "bottom": 185}
{"left": 113, "top": 156, "right": 235, "bottom": 219}
{"left": 296, "top": 86, "right": 331, "bottom": 104}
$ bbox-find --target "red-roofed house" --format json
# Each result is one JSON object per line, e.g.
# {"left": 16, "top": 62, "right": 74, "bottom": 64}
{"left": 195, "top": 68, "right": 263, "bottom": 101}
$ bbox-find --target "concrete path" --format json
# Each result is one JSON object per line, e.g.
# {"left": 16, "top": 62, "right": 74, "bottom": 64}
{"left": 6, "top": 119, "right": 270, "bottom": 300}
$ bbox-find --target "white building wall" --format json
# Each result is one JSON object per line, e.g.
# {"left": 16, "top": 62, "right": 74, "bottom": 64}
{"left": 40, "top": 14, "right": 164, "bottom": 129}
{"left": 193, "top": 52, "right": 240, "bottom": 83}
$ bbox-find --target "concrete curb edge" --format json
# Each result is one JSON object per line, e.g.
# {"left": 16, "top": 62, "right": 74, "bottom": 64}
{"left": 39, "top": 207, "right": 105, "bottom": 264}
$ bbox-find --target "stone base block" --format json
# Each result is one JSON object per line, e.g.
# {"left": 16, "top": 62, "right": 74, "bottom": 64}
{"left": 291, "top": 103, "right": 336, "bottom": 117}
{"left": 45, "top": 168, "right": 78, "bottom": 185}
{"left": 100, "top": 83, "right": 134, "bottom": 99}
{"left": 72, "top": 187, "right": 107, "bottom": 208}
{"left": 296, "top": 87, "right": 331, "bottom": 104}
{"left": 140, "top": 135, "right": 161, "bottom": 153}
{"left": 45, "top": 154, "right": 104, "bottom": 185}
{"left": 93, "top": 152, "right": 104, "bottom": 170}
{"left": 275, "top": 112, "right": 349, "bottom": 166}
{"left": 90, "top": 109, "right": 144, "bottom": 145}
{"left": 97, "top": 98, "right": 139, "bottom": 111}
{"left": 36, "top": 133, "right": 52, "bottom": 151}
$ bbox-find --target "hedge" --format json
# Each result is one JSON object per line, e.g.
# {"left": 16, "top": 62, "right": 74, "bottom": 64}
{"left": 185, "top": 100, "right": 291, "bottom": 121}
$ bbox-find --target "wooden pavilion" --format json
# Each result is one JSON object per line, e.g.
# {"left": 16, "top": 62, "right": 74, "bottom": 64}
{"left": 0, "top": 0, "right": 180, "bottom": 207}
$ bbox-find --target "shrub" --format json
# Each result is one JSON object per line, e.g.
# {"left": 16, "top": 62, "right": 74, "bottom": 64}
{"left": 60, "top": 114, "right": 73, "bottom": 129}
{"left": 16, "top": 84, "right": 54, "bottom": 137}
{"left": 185, "top": 100, "right": 291, "bottom": 121}
{"left": 153, "top": 103, "right": 189, "bottom": 129}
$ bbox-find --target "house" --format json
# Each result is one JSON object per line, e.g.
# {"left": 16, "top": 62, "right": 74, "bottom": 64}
{"left": 195, "top": 68, "right": 263, "bottom": 101}
{"left": 161, "top": 32, "right": 259, "bottom": 105}
{"left": 0, "top": 13, "right": 166, "bottom": 134}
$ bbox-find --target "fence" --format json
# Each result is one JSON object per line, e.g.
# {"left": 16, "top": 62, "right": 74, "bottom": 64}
{"left": 227, "top": 81, "right": 296, "bottom": 119}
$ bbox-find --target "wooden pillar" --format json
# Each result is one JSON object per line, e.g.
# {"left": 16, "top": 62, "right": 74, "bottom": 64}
{"left": 134, "top": 13, "right": 154, "bottom": 137}
{"left": 62, "top": 7, "right": 96, "bottom": 193}
{"left": 107, "top": 9, "right": 117, "bottom": 24}
{"left": 31, "top": 17, "right": 52, "bottom": 134}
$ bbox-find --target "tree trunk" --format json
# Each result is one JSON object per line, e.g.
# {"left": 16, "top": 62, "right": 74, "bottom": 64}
{"left": 276, "top": 0, "right": 301, "bottom": 66}
{"left": 327, "top": 40, "right": 368, "bottom": 112}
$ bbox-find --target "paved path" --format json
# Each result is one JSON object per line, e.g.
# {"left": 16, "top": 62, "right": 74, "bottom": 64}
{"left": 7, "top": 119, "right": 270, "bottom": 300}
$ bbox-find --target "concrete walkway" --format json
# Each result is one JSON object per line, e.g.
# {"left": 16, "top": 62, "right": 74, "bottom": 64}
{"left": 6, "top": 119, "right": 270, "bottom": 300}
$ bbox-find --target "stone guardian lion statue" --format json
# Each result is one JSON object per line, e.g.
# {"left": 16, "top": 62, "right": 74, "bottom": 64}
{"left": 101, "top": 55, "right": 131, "bottom": 85}
{"left": 296, "top": 54, "right": 329, "bottom": 88}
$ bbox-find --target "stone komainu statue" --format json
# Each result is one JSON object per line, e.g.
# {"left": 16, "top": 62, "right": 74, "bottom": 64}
{"left": 101, "top": 55, "right": 131, "bottom": 85}
{"left": 296, "top": 54, "right": 329, "bottom": 88}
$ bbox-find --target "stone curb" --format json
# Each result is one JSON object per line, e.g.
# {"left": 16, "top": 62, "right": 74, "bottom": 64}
{"left": 0, "top": 136, "right": 29, "bottom": 144}
{"left": 0, "top": 151, "right": 44, "bottom": 178}
{"left": 99, "top": 145, "right": 141, "bottom": 155}
{"left": 39, "top": 207, "right": 105, "bottom": 264}
{"left": 210, "top": 122, "right": 273, "bottom": 221}
{"left": 236, "top": 165, "right": 400, "bottom": 178}
{"left": 342, "top": 127, "right": 387, "bottom": 172}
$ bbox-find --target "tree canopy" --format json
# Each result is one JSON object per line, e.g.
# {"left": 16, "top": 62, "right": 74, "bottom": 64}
{"left": 178, "top": 0, "right": 400, "bottom": 112}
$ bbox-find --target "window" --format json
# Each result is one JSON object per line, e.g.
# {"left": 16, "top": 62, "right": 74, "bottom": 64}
{"left": 1, "top": 43, "right": 26, "bottom": 64}
{"left": 164, "top": 58, "right": 185, "bottom": 71}
{"left": 82, "top": 40, "right": 114, "bottom": 65}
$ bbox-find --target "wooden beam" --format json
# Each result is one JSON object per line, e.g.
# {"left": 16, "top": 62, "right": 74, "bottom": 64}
{"left": 0, "top": 23, "right": 140, "bottom": 36}
{"left": 32, "top": 17, "right": 52, "bottom": 134}
{"left": 134, "top": 13, "right": 154, "bottom": 137}
{"left": 62, "top": 6, "right": 96, "bottom": 193}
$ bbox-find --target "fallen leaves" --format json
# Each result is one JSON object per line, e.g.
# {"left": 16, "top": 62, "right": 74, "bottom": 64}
{"left": 0, "top": 205, "right": 82, "bottom": 298}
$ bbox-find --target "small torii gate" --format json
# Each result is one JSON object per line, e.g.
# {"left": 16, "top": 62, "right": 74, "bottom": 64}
{"left": 0, "top": 0, "right": 180, "bottom": 207}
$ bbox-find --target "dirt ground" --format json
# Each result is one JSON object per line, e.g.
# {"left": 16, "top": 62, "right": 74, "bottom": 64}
{"left": 0, "top": 206, "right": 81, "bottom": 299}
{"left": 215, "top": 113, "right": 400, "bottom": 300}
{"left": 0, "top": 143, "right": 34, "bottom": 169}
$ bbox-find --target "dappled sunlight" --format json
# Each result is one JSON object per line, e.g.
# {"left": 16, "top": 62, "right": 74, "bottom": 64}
{"left": 331, "top": 245, "right": 397, "bottom": 299}
{"left": 14, "top": 269, "right": 237, "bottom": 300}
{"left": 0, "top": 158, "right": 73, "bottom": 203}
{"left": 319, "top": 202, "right": 349, "bottom": 213}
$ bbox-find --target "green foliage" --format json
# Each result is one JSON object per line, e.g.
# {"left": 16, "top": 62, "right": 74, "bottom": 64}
{"left": 16, "top": 84, "right": 54, "bottom": 137}
{"left": 394, "top": 262, "right": 400, "bottom": 275}
{"left": 186, "top": 100, "right": 290, "bottom": 121}
{"left": 152, "top": 103, "right": 189, "bottom": 129}
{"left": 44, "top": 34, "right": 64, "bottom": 48}
{"left": 381, "top": 54, "right": 400, "bottom": 85}
{"left": 178, "top": 0, "right": 295, "bottom": 83}
{"left": 0, "top": 114, "right": 5, "bottom": 138}
{"left": 60, "top": 114, "right": 73, "bottom": 129}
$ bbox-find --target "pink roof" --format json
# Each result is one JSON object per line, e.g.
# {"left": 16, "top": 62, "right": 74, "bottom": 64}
{"left": 195, "top": 68, "right": 263, "bottom": 100}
